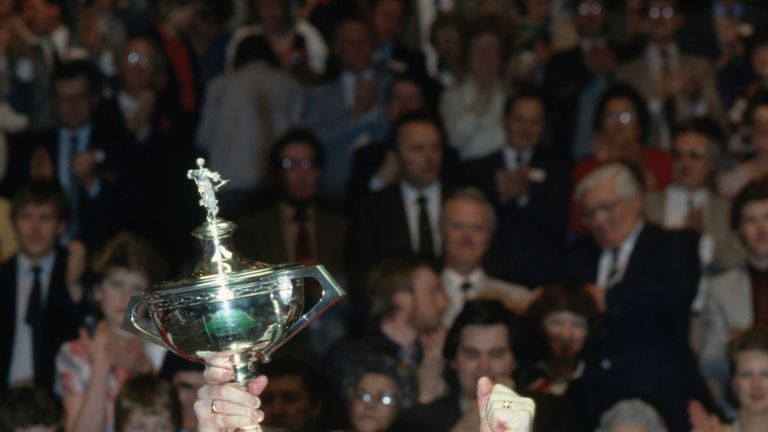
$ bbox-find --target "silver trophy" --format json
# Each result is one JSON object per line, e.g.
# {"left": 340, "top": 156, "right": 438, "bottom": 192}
{"left": 122, "top": 158, "right": 345, "bottom": 384}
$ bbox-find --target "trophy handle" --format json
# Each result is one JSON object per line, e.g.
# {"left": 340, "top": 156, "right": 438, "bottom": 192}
{"left": 262, "top": 265, "right": 345, "bottom": 360}
{"left": 121, "top": 294, "right": 165, "bottom": 347}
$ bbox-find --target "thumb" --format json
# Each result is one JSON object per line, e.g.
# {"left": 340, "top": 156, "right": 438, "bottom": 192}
{"left": 477, "top": 376, "right": 493, "bottom": 416}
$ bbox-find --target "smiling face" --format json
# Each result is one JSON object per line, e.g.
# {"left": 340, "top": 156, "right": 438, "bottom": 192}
{"left": 600, "top": 96, "right": 641, "bottom": 144}
{"left": 279, "top": 141, "right": 320, "bottom": 202}
{"left": 732, "top": 350, "right": 768, "bottom": 415}
{"left": 95, "top": 267, "right": 149, "bottom": 330}
{"left": 13, "top": 202, "right": 65, "bottom": 262}
{"left": 739, "top": 199, "right": 768, "bottom": 259}
{"left": 349, "top": 372, "right": 400, "bottom": 432}
{"left": 581, "top": 179, "right": 642, "bottom": 249}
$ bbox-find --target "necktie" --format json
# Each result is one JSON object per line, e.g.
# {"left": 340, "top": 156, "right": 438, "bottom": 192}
{"left": 26, "top": 266, "right": 44, "bottom": 382}
{"left": 294, "top": 207, "right": 312, "bottom": 264}
{"left": 516, "top": 153, "right": 525, "bottom": 170}
{"left": 605, "top": 249, "right": 621, "bottom": 289}
{"left": 417, "top": 195, "right": 435, "bottom": 260}
{"left": 460, "top": 280, "right": 473, "bottom": 297}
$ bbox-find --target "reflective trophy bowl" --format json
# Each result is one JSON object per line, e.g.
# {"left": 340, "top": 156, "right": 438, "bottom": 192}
{"left": 122, "top": 219, "right": 344, "bottom": 385}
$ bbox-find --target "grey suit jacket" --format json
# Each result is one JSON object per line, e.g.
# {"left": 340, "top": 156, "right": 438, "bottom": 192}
{"left": 644, "top": 189, "right": 745, "bottom": 273}
{"left": 699, "top": 267, "right": 752, "bottom": 413}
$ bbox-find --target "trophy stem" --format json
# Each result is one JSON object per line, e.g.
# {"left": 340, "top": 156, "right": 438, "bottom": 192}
{"left": 232, "top": 351, "right": 260, "bottom": 385}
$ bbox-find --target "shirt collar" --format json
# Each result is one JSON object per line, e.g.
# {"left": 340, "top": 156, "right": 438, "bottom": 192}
{"left": 443, "top": 267, "right": 485, "bottom": 287}
{"left": 18, "top": 250, "right": 57, "bottom": 275}
{"left": 61, "top": 122, "right": 93, "bottom": 145}
{"left": 668, "top": 184, "right": 709, "bottom": 204}
{"left": 400, "top": 179, "right": 440, "bottom": 200}
{"left": 603, "top": 220, "right": 645, "bottom": 256}
{"left": 503, "top": 146, "right": 533, "bottom": 168}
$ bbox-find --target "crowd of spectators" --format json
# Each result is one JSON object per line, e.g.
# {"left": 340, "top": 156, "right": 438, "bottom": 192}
{"left": 3, "top": 0, "right": 768, "bottom": 431}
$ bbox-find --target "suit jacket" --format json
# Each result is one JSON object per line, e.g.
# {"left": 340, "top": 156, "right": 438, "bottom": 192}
{"left": 347, "top": 180, "right": 458, "bottom": 305}
{"left": 0, "top": 250, "right": 85, "bottom": 394}
{"left": 644, "top": 188, "right": 745, "bottom": 273}
{"left": 699, "top": 267, "right": 752, "bottom": 414}
{"left": 233, "top": 204, "right": 347, "bottom": 286}
{"left": 565, "top": 223, "right": 711, "bottom": 431}
{"left": 462, "top": 149, "right": 570, "bottom": 285}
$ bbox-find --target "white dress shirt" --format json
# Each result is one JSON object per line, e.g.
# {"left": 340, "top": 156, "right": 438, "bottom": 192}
{"left": 502, "top": 146, "right": 533, "bottom": 206}
{"left": 441, "top": 266, "right": 529, "bottom": 326}
{"left": 8, "top": 251, "right": 56, "bottom": 386}
{"left": 400, "top": 180, "right": 441, "bottom": 254}
{"left": 597, "top": 222, "right": 644, "bottom": 289}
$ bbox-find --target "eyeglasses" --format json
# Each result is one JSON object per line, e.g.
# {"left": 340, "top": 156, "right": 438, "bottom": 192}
{"left": 353, "top": 389, "right": 398, "bottom": 406}
{"left": 281, "top": 158, "right": 314, "bottom": 170}
{"left": 581, "top": 198, "right": 625, "bottom": 222}
{"left": 577, "top": 3, "right": 602, "bottom": 16}
{"left": 648, "top": 6, "right": 674, "bottom": 19}
{"left": 603, "top": 111, "right": 636, "bottom": 125}
{"left": 126, "top": 52, "right": 152, "bottom": 68}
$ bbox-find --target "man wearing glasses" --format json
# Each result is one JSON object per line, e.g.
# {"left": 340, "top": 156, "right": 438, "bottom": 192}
{"left": 566, "top": 162, "right": 712, "bottom": 431}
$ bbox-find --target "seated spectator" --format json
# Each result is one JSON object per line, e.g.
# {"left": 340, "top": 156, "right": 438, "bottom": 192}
{"left": 595, "top": 399, "right": 668, "bottom": 432}
{"left": 56, "top": 232, "right": 167, "bottom": 432}
{"left": 344, "top": 355, "right": 416, "bottom": 432}
{"left": 691, "top": 327, "right": 768, "bottom": 432}
{"left": 324, "top": 258, "right": 447, "bottom": 405}
{"left": 700, "top": 180, "right": 768, "bottom": 416}
{"left": 0, "top": 386, "right": 62, "bottom": 432}
{"left": 440, "top": 20, "right": 507, "bottom": 161}
{"left": 615, "top": 0, "right": 726, "bottom": 150}
{"left": 719, "top": 91, "right": 768, "bottom": 198}
{"left": 567, "top": 162, "right": 712, "bottom": 431}
{"left": 114, "top": 374, "right": 181, "bottom": 432}
{"left": 233, "top": 127, "right": 348, "bottom": 355}
{"left": 398, "top": 300, "right": 582, "bottom": 432}
{"left": 463, "top": 89, "right": 569, "bottom": 286}
{"left": 0, "top": 181, "right": 87, "bottom": 395}
{"left": 521, "top": 283, "right": 600, "bottom": 396}
{"left": 197, "top": 35, "right": 303, "bottom": 216}
{"left": 159, "top": 354, "right": 206, "bottom": 432}
{"left": 439, "top": 187, "right": 533, "bottom": 325}
{"left": 259, "top": 357, "right": 326, "bottom": 432}
{"left": 645, "top": 118, "right": 744, "bottom": 276}
{"left": 571, "top": 84, "right": 673, "bottom": 231}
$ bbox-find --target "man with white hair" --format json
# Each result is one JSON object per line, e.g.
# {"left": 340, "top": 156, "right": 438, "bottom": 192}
{"left": 566, "top": 162, "right": 711, "bottom": 432}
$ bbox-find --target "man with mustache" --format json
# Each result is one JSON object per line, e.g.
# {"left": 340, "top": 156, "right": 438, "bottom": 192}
{"left": 462, "top": 89, "right": 569, "bottom": 286}
{"left": 439, "top": 187, "right": 539, "bottom": 326}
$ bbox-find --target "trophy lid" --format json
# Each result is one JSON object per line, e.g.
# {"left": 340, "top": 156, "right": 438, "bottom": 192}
{"left": 147, "top": 158, "right": 302, "bottom": 296}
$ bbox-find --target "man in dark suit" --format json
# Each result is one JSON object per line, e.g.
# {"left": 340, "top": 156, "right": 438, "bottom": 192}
{"left": 3, "top": 60, "right": 132, "bottom": 249}
{"left": 397, "top": 300, "right": 582, "bottom": 432}
{"left": 0, "top": 181, "right": 86, "bottom": 395}
{"left": 233, "top": 128, "right": 347, "bottom": 355}
{"left": 463, "top": 89, "right": 569, "bottom": 286}
{"left": 566, "top": 162, "right": 712, "bottom": 431}
{"left": 348, "top": 111, "right": 456, "bottom": 300}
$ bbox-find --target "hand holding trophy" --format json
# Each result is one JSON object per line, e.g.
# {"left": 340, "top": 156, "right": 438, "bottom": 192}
{"left": 122, "top": 158, "right": 345, "bottom": 431}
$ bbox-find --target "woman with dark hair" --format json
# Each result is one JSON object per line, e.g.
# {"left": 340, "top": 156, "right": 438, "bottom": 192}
{"left": 519, "top": 283, "right": 600, "bottom": 394}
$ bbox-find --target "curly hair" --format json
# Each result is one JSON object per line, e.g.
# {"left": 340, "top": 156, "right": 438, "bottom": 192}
{"left": 342, "top": 354, "right": 417, "bottom": 410}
